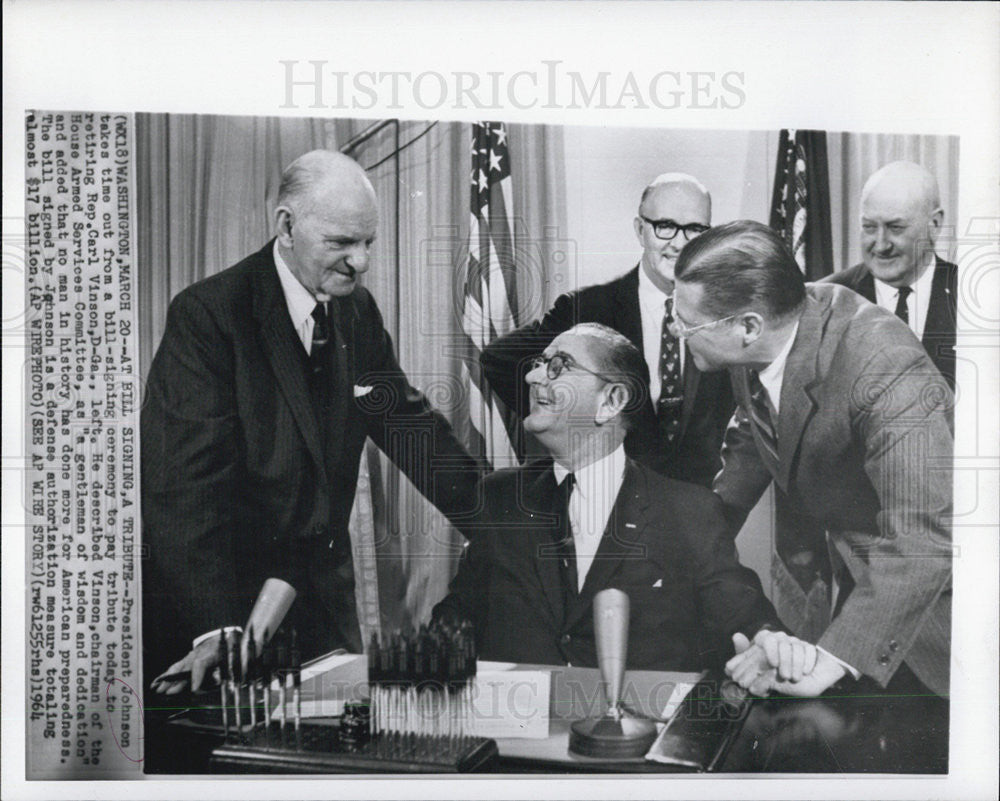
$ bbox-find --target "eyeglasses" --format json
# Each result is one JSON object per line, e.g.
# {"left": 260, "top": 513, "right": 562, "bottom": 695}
{"left": 531, "top": 352, "right": 614, "bottom": 382}
{"left": 640, "top": 216, "right": 711, "bottom": 242}
{"left": 668, "top": 310, "right": 742, "bottom": 338}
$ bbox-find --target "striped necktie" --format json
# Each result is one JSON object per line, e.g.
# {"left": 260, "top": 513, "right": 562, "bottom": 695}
{"left": 747, "top": 369, "right": 779, "bottom": 468}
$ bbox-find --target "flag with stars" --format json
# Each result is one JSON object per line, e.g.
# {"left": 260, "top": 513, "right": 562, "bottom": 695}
{"left": 769, "top": 129, "right": 833, "bottom": 281}
{"left": 768, "top": 128, "right": 836, "bottom": 642}
{"left": 461, "top": 122, "right": 519, "bottom": 468}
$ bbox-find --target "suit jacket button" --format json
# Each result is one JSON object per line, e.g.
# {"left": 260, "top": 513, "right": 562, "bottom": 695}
{"left": 313, "top": 523, "right": 328, "bottom": 537}
{"left": 878, "top": 654, "right": 890, "bottom": 665}
{"left": 888, "top": 640, "right": 899, "bottom": 652}
{"left": 560, "top": 634, "right": 571, "bottom": 645}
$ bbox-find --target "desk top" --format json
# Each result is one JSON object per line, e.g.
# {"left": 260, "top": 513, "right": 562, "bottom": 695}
{"left": 151, "top": 654, "right": 950, "bottom": 774}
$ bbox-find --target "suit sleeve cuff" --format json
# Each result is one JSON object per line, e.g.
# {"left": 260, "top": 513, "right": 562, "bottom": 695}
{"left": 818, "top": 646, "right": 862, "bottom": 680}
{"left": 193, "top": 626, "right": 243, "bottom": 649}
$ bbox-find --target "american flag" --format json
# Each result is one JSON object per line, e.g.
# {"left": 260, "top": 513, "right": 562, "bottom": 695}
{"left": 461, "top": 122, "right": 519, "bottom": 468}
{"left": 768, "top": 128, "right": 833, "bottom": 281}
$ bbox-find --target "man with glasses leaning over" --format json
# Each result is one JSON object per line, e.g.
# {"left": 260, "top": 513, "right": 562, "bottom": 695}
{"left": 671, "top": 220, "right": 952, "bottom": 698}
{"left": 434, "top": 323, "right": 793, "bottom": 672}
{"left": 481, "top": 174, "right": 734, "bottom": 488}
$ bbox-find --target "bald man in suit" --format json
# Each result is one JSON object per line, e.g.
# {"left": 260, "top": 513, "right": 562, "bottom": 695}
{"left": 823, "top": 161, "right": 957, "bottom": 392}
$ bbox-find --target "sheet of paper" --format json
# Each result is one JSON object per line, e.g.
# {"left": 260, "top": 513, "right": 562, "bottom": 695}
{"left": 470, "top": 670, "right": 551, "bottom": 739}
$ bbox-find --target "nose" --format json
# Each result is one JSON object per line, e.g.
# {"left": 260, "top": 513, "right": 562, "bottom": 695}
{"left": 346, "top": 242, "right": 371, "bottom": 273}
{"left": 873, "top": 227, "right": 892, "bottom": 252}
{"left": 525, "top": 359, "right": 548, "bottom": 386}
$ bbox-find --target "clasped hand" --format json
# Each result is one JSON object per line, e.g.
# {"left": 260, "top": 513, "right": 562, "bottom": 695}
{"left": 725, "top": 630, "right": 845, "bottom": 697}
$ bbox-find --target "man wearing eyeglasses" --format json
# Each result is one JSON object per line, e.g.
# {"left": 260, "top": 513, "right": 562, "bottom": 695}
{"left": 480, "top": 173, "right": 734, "bottom": 488}
{"left": 433, "top": 323, "right": 790, "bottom": 672}
{"left": 671, "top": 220, "right": 952, "bottom": 698}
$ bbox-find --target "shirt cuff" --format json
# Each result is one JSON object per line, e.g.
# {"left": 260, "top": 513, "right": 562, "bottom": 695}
{"left": 193, "top": 626, "right": 243, "bottom": 649}
{"left": 818, "top": 646, "right": 862, "bottom": 680}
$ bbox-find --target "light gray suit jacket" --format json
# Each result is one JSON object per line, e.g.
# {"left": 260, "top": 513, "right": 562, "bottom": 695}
{"left": 714, "top": 283, "right": 953, "bottom": 695}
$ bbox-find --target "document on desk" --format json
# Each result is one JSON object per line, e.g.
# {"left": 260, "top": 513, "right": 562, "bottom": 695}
{"left": 471, "top": 670, "right": 551, "bottom": 739}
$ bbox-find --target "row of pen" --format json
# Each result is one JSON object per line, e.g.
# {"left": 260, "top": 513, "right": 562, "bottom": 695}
{"left": 214, "top": 625, "right": 302, "bottom": 740}
{"left": 366, "top": 620, "right": 479, "bottom": 739}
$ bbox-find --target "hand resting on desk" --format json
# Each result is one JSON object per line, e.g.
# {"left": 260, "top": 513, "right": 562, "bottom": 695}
{"left": 726, "top": 630, "right": 845, "bottom": 697}
{"left": 151, "top": 637, "right": 222, "bottom": 695}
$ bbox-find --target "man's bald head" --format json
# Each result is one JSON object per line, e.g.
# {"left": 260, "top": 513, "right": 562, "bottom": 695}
{"left": 634, "top": 173, "right": 712, "bottom": 293}
{"left": 860, "top": 161, "right": 944, "bottom": 287}
{"left": 640, "top": 173, "right": 712, "bottom": 211}
{"left": 274, "top": 150, "right": 379, "bottom": 298}
{"left": 277, "top": 150, "right": 377, "bottom": 218}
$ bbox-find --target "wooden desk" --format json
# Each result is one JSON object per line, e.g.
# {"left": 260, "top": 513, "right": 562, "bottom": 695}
{"left": 147, "top": 655, "right": 949, "bottom": 774}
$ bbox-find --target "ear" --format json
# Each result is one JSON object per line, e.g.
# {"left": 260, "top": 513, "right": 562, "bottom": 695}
{"left": 738, "top": 312, "right": 765, "bottom": 346}
{"left": 633, "top": 216, "right": 644, "bottom": 245}
{"left": 596, "top": 382, "right": 629, "bottom": 426}
{"left": 927, "top": 207, "right": 944, "bottom": 244}
{"left": 275, "top": 206, "right": 295, "bottom": 247}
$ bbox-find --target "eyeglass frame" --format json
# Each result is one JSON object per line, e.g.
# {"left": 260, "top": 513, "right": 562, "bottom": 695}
{"left": 639, "top": 216, "right": 711, "bottom": 242}
{"left": 668, "top": 308, "right": 744, "bottom": 338}
{"left": 531, "top": 352, "right": 616, "bottom": 383}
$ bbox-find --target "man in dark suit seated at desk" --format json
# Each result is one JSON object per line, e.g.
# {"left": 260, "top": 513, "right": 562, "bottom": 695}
{"left": 434, "top": 323, "right": 798, "bottom": 674}
{"left": 480, "top": 174, "right": 734, "bottom": 488}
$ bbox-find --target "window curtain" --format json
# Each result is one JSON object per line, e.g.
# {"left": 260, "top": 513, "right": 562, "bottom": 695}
{"left": 135, "top": 114, "right": 565, "bottom": 636}
{"left": 827, "top": 132, "right": 960, "bottom": 270}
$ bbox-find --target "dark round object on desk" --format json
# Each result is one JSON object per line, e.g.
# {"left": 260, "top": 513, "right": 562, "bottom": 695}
{"left": 569, "top": 713, "right": 658, "bottom": 758}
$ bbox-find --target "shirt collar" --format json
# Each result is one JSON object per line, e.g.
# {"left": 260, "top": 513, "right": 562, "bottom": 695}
{"left": 637, "top": 262, "right": 671, "bottom": 311}
{"left": 873, "top": 251, "right": 937, "bottom": 302}
{"left": 553, "top": 443, "right": 627, "bottom": 495}
{"left": 757, "top": 318, "right": 800, "bottom": 411}
{"left": 273, "top": 240, "right": 319, "bottom": 330}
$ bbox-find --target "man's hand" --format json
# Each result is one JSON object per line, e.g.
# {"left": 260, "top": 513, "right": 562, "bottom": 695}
{"left": 726, "top": 629, "right": 827, "bottom": 697}
{"left": 150, "top": 637, "right": 221, "bottom": 695}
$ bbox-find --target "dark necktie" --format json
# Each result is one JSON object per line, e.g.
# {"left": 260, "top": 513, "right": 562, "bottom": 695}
{"left": 747, "top": 370, "right": 779, "bottom": 469}
{"left": 894, "top": 285, "right": 912, "bottom": 325}
{"left": 657, "top": 296, "right": 683, "bottom": 444}
{"left": 308, "top": 300, "right": 333, "bottom": 419}
{"left": 554, "top": 473, "right": 578, "bottom": 599}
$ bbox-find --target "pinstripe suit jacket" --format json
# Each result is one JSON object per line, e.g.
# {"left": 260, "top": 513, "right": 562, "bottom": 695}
{"left": 713, "top": 283, "right": 953, "bottom": 695}
{"left": 141, "top": 241, "right": 484, "bottom": 670}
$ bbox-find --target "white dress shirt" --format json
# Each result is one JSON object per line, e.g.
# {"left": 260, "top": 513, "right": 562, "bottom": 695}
{"left": 756, "top": 320, "right": 799, "bottom": 416}
{"left": 274, "top": 241, "right": 324, "bottom": 354}
{"left": 553, "top": 444, "right": 627, "bottom": 592}
{"left": 872, "top": 252, "right": 936, "bottom": 341}
{"left": 637, "top": 267, "right": 684, "bottom": 406}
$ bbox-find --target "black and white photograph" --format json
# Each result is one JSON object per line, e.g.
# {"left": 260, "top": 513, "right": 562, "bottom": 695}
{"left": 3, "top": 2, "right": 998, "bottom": 800}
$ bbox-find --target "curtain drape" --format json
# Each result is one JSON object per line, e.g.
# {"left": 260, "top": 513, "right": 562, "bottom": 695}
{"left": 827, "top": 132, "right": 960, "bottom": 271}
{"left": 135, "top": 114, "right": 565, "bottom": 635}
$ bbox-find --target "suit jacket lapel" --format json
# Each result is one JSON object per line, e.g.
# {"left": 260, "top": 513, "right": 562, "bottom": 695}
{"left": 855, "top": 269, "right": 876, "bottom": 303}
{"left": 679, "top": 346, "right": 701, "bottom": 441}
{"left": 251, "top": 243, "right": 327, "bottom": 477}
{"left": 775, "top": 296, "right": 824, "bottom": 491}
{"left": 923, "top": 256, "right": 956, "bottom": 349}
{"left": 564, "top": 460, "right": 649, "bottom": 631}
{"left": 614, "top": 268, "right": 644, "bottom": 348}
